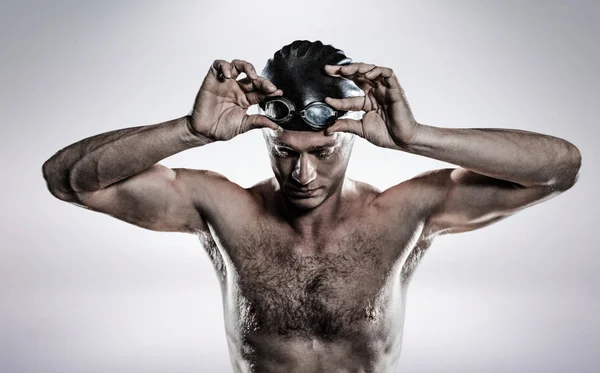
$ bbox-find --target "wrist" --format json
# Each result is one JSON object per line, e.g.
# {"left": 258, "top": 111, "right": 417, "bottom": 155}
{"left": 394, "top": 122, "right": 425, "bottom": 153}
{"left": 182, "top": 115, "right": 214, "bottom": 146}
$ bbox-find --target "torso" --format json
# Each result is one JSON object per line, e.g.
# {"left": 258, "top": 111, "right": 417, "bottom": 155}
{"left": 198, "top": 178, "right": 435, "bottom": 373}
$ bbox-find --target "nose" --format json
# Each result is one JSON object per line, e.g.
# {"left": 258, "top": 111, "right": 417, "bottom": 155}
{"left": 291, "top": 154, "right": 317, "bottom": 185}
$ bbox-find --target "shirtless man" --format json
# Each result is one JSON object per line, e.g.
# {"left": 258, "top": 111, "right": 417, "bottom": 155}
{"left": 42, "top": 40, "right": 582, "bottom": 372}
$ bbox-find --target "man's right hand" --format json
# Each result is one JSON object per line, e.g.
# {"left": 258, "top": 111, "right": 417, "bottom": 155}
{"left": 189, "top": 59, "right": 283, "bottom": 141}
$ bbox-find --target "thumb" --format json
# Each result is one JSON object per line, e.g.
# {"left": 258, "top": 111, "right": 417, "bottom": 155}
{"left": 241, "top": 113, "right": 280, "bottom": 132}
{"left": 325, "top": 118, "right": 363, "bottom": 136}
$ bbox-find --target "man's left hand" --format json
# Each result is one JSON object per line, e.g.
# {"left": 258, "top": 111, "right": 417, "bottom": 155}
{"left": 324, "top": 63, "right": 420, "bottom": 149}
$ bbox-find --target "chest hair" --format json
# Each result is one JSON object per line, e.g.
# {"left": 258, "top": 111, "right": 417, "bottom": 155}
{"left": 229, "top": 227, "right": 402, "bottom": 340}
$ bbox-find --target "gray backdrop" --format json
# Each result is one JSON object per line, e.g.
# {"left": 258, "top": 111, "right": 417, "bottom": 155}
{"left": 1, "top": 0, "right": 598, "bottom": 372}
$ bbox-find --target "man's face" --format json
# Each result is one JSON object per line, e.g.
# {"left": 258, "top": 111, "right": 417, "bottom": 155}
{"left": 263, "top": 127, "right": 355, "bottom": 210}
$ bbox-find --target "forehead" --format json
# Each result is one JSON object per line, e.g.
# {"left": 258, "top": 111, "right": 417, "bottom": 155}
{"left": 264, "top": 128, "right": 348, "bottom": 150}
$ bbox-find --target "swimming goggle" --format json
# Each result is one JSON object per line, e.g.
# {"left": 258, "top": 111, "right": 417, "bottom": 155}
{"left": 259, "top": 96, "right": 348, "bottom": 131}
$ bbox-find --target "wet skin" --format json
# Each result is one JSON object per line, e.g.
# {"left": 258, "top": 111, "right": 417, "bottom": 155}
{"left": 196, "top": 128, "right": 435, "bottom": 373}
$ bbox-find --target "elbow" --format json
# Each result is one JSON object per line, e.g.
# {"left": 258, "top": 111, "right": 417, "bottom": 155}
{"left": 554, "top": 144, "right": 582, "bottom": 192}
{"left": 42, "top": 157, "right": 57, "bottom": 184}
{"left": 42, "top": 158, "right": 58, "bottom": 194}
{"left": 42, "top": 158, "right": 78, "bottom": 202}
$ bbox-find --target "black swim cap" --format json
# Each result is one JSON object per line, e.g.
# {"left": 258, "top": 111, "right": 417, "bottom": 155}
{"left": 260, "top": 40, "right": 363, "bottom": 131}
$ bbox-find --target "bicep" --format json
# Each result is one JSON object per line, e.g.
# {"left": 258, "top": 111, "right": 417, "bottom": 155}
{"left": 424, "top": 167, "right": 560, "bottom": 235}
{"left": 73, "top": 164, "right": 207, "bottom": 233}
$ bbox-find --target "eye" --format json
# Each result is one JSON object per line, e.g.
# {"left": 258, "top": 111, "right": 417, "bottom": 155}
{"left": 314, "top": 150, "right": 334, "bottom": 159}
{"left": 272, "top": 147, "right": 295, "bottom": 158}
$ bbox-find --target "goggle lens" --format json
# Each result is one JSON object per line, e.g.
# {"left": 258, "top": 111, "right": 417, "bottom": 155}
{"left": 264, "top": 99, "right": 339, "bottom": 128}
{"left": 304, "top": 105, "right": 337, "bottom": 126}
{"left": 265, "top": 100, "right": 291, "bottom": 120}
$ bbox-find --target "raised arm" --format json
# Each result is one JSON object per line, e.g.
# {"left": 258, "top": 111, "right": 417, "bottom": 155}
{"left": 392, "top": 126, "right": 581, "bottom": 236}
{"left": 323, "top": 62, "right": 582, "bottom": 236}
{"left": 42, "top": 59, "right": 283, "bottom": 233}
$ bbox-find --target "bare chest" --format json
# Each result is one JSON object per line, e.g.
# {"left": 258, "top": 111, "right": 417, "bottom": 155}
{"left": 218, "top": 225, "right": 416, "bottom": 341}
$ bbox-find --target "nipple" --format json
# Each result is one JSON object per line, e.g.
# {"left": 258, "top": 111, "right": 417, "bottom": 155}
{"left": 365, "top": 305, "right": 378, "bottom": 322}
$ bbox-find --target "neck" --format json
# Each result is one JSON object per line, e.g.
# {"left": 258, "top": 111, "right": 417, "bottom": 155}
{"left": 276, "top": 178, "right": 354, "bottom": 237}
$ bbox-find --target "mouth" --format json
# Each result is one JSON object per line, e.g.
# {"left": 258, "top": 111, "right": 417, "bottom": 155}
{"left": 287, "top": 187, "right": 321, "bottom": 198}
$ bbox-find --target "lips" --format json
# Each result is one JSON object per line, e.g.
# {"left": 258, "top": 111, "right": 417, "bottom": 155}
{"left": 287, "top": 187, "right": 320, "bottom": 198}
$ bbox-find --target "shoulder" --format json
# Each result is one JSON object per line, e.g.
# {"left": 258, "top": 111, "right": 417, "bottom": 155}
{"left": 178, "top": 169, "right": 249, "bottom": 201}
{"left": 246, "top": 177, "right": 280, "bottom": 212}
{"left": 345, "top": 178, "right": 382, "bottom": 204}
{"left": 177, "top": 169, "right": 269, "bottom": 220}
{"left": 370, "top": 169, "right": 452, "bottom": 218}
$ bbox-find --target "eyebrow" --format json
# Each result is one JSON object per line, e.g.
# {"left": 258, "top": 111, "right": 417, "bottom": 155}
{"left": 272, "top": 141, "right": 337, "bottom": 151}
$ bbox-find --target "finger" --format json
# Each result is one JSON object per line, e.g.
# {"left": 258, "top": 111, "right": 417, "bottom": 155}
{"left": 324, "top": 118, "right": 363, "bottom": 136}
{"left": 349, "top": 62, "right": 378, "bottom": 75}
{"left": 324, "top": 63, "right": 376, "bottom": 77}
{"left": 252, "top": 77, "right": 279, "bottom": 93}
{"left": 212, "top": 59, "right": 232, "bottom": 79}
{"left": 244, "top": 79, "right": 277, "bottom": 94}
{"left": 351, "top": 75, "right": 376, "bottom": 92}
{"left": 231, "top": 59, "right": 259, "bottom": 80}
{"left": 325, "top": 96, "right": 372, "bottom": 112}
{"left": 242, "top": 113, "right": 280, "bottom": 132}
{"left": 326, "top": 63, "right": 397, "bottom": 90}
{"left": 364, "top": 66, "right": 398, "bottom": 88}
{"left": 325, "top": 64, "right": 377, "bottom": 92}
{"left": 237, "top": 77, "right": 255, "bottom": 92}
{"left": 245, "top": 89, "right": 283, "bottom": 106}
{"left": 324, "top": 64, "right": 342, "bottom": 77}
{"left": 266, "top": 88, "right": 284, "bottom": 96}
{"left": 237, "top": 76, "right": 279, "bottom": 94}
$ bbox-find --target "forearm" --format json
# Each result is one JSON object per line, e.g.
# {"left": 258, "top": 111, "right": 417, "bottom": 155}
{"left": 42, "top": 115, "right": 211, "bottom": 196}
{"left": 403, "top": 124, "right": 582, "bottom": 189}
